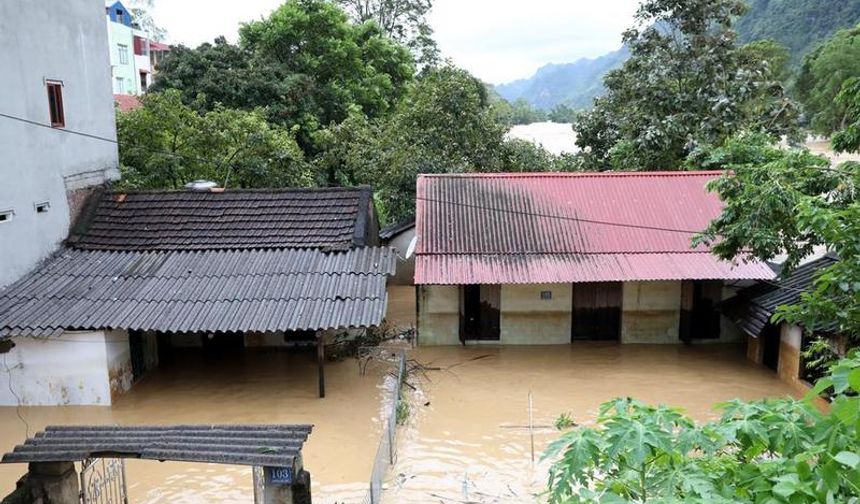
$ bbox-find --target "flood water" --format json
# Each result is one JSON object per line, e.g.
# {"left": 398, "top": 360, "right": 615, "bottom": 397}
{"left": 0, "top": 349, "right": 391, "bottom": 504}
{"left": 386, "top": 343, "right": 798, "bottom": 503}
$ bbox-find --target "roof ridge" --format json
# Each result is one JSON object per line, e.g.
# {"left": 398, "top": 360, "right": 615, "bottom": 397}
{"left": 418, "top": 171, "right": 724, "bottom": 179}
{"left": 108, "top": 186, "right": 370, "bottom": 196}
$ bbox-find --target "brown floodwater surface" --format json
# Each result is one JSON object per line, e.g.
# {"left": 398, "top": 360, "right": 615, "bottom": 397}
{"left": 0, "top": 349, "right": 390, "bottom": 504}
{"left": 386, "top": 343, "right": 799, "bottom": 503}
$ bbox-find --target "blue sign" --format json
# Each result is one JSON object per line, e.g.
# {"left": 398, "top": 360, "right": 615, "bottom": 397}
{"left": 266, "top": 466, "right": 294, "bottom": 485}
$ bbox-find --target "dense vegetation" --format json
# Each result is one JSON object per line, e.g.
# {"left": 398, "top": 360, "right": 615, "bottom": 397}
{"left": 123, "top": 0, "right": 575, "bottom": 219}
{"left": 546, "top": 353, "right": 860, "bottom": 503}
{"left": 573, "top": 0, "right": 798, "bottom": 171}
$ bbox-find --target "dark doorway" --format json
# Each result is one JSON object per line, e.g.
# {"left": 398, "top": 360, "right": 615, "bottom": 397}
{"left": 679, "top": 281, "right": 722, "bottom": 342}
{"left": 129, "top": 330, "right": 146, "bottom": 381}
{"left": 460, "top": 284, "right": 501, "bottom": 341}
{"left": 201, "top": 332, "right": 246, "bottom": 353}
{"left": 572, "top": 282, "right": 622, "bottom": 341}
{"left": 761, "top": 324, "right": 781, "bottom": 371}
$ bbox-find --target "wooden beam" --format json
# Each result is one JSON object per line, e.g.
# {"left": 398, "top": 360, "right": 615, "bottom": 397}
{"left": 317, "top": 335, "right": 325, "bottom": 398}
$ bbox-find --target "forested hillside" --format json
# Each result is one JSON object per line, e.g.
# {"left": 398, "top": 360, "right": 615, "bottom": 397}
{"left": 497, "top": 0, "right": 860, "bottom": 110}
{"left": 736, "top": 0, "right": 860, "bottom": 63}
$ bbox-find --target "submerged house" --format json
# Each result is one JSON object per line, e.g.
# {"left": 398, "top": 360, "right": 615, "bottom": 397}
{"left": 723, "top": 254, "right": 843, "bottom": 391}
{"left": 414, "top": 172, "right": 775, "bottom": 345}
{"left": 0, "top": 187, "right": 395, "bottom": 405}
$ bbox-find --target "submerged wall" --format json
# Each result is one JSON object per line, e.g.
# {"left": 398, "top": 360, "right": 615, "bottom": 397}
{"left": 0, "top": 330, "right": 131, "bottom": 406}
{"left": 621, "top": 281, "right": 682, "bottom": 344}
{"left": 500, "top": 283, "right": 572, "bottom": 344}
{"left": 417, "top": 285, "right": 460, "bottom": 345}
{"left": 386, "top": 285, "right": 416, "bottom": 330}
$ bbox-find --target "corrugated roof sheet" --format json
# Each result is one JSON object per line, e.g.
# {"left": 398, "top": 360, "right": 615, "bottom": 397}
{"left": 69, "top": 187, "right": 372, "bottom": 251}
{"left": 1, "top": 425, "right": 311, "bottom": 467}
{"left": 415, "top": 172, "right": 775, "bottom": 284}
{"left": 0, "top": 247, "right": 395, "bottom": 337}
{"left": 722, "top": 254, "right": 838, "bottom": 337}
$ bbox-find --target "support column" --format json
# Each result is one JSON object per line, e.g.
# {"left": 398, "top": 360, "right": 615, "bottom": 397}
{"left": 255, "top": 457, "right": 312, "bottom": 504}
{"left": 317, "top": 335, "right": 325, "bottom": 399}
{"left": 24, "top": 462, "right": 80, "bottom": 504}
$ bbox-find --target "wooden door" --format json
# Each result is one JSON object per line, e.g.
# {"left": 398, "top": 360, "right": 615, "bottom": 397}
{"left": 572, "top": 282, "right": 622, "bottom": 341}
{"left": 461, "top": 285, "right": 501, "bottom": 341}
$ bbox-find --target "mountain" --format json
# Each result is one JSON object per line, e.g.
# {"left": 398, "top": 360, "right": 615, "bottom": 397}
{"left": 497, "top": 0, "right": 860, "bottom": 111}
{"left": 496, "top": 47, "right": 628, "bottom": 110}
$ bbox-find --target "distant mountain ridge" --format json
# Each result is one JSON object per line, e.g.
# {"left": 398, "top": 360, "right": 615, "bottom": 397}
{"left": 497, "top": 0, "right": 860, "bottom": 111}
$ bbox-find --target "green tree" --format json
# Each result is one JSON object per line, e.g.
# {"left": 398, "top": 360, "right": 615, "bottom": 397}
{"left": 546, "top": 352, "right": 860, "bottom": 503}
{"left": 151, "top": 0, "right": 415, "bottom": 161}
{"left": 336, "top": 0, "right": 439, "bottom": 67}
{"left": 117, "top": 90, "right": 312, "bottom": 190}
{"left": 315, "top": 65, "right": 570, "bottom": 221}
{"left": 547, "top": 103, "right": 578, "bottom": 123}
{"left": 691, "top": 130, "right": 859, "bottom": 342}
{"left": 573, "top": 0, "right": 799, "bottom": 171}
{"left": 796, "top": 24, "right": 860, "bottom": 135}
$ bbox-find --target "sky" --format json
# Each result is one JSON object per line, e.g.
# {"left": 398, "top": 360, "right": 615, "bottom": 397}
{"left": 149, "top": 0, "right": 640, "bottom": 84}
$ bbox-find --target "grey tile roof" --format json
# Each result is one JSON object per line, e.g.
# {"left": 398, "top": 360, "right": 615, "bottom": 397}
{"left": 722, "top": 254, "right": 838, "bottom": 337}
{"left": 1, "top": 425, "right": 312, "bottom": 467}
{"left": 68, "top": 187, "right": 374, "bottom": 251}
{"left": 0, "top": 247, "right": 396, "bottom": 337}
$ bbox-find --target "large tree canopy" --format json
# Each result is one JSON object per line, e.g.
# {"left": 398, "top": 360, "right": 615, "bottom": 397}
{"left": 795, "top": 24, "right": 860, "bottom": 136}
{"left": 117, "top": 90, "right": 312, "bottom": 190}
{"left": 151, "top": 0, "right": 414, "bottom": 158}
{"left": 573, "top": 0, "right": 799, "bottom": 171}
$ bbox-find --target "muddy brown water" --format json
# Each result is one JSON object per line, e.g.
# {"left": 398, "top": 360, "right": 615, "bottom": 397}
{"left": 386, "top": 343, "right": 799, "bottom": 503}
{"left": 0, "top": 349, "right": 391, "bottom": 504}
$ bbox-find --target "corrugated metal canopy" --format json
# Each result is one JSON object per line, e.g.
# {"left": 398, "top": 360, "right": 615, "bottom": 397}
{"left": 1, "top": 425, "right": 311, "bottom": 467}
{"left": 722, "top": 254, "right": 838, "bottom": 337}
{"left": 415, "top": 172, "right": 775, "bottom": 284}
{"left": 0, "top": 247, "right": 396, "bottom": 337}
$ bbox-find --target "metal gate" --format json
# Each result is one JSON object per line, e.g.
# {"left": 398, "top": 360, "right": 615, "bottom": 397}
{"left": 80, "top": 458, "right": 128, "bottom": 504}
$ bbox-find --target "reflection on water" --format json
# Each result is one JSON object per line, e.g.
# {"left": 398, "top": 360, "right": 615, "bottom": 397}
{"left": 0, "top": 349, "right": 388, "bottom": 504}
{"left": 386, "top": 343, "right": 798, "bottom": 503}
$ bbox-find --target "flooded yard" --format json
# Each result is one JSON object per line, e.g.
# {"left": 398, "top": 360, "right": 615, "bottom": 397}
{"left": 0, "top": 349, "right": 390, "bottom": 504}
{"left": 386, "top": 343, "right": 798, "bottom": 503}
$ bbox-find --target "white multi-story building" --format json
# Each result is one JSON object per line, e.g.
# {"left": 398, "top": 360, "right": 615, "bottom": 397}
{"left": 0, "top": 0, "right": 120, "bottom": 288}
{"left": 105, "top": 1, "right": 168, "bottom": 95}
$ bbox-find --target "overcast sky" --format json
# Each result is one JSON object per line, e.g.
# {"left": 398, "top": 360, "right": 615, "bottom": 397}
{"left": 150, "top": 0, "right": 640, "bottom": 84}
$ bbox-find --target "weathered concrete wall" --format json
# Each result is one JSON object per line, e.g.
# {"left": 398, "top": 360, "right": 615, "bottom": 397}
{"left": 417, "top": 285, "right": 460, "bottom": 345}
{"left": 105, "top": 330, "right": 132, "bottom": 400}
{"left": 500, "top": 284, "right": 572, "bottom": 344}
{"left": 621, "top": 281, "right": 682, "bottom": 344}
{"left": 746, "top": 333, "right": 763, "bottom": 364}
{"left": 0, "top": 331, "right": 117, "bottom": 405}
{"left": 386, "top": 285, "right": 416, "bottom": 330}
{"left": 0, "top": 0, "right": 119, "bottom": 288}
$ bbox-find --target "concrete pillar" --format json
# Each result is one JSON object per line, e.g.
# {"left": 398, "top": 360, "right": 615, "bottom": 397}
{"left": 256, "top": 456, "right": 311, "bottom": 504}
{"left": 25, "top": 462, "right": 80, "bottom": 504}
{"left": 778, "top": 324, "right": 802, "bottom": 386}
{"left": 746, "top": 334, "right": 763, "bottom": 364}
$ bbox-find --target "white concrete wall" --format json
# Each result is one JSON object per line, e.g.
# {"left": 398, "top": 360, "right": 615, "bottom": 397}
{"left": 0, "top": 0, "right": 119, "bottom": 288}
{"left": 621, "top": 282, "right": 682, "bottom": 344}
{"left": 500, "top": 284, "right": 572, "bottom": 344}
{"left": 0, "top": 331, "right": 128, "bottom": 406}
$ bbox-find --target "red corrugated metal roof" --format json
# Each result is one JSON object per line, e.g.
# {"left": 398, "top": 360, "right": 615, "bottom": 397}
{"left": 414, "top": 172, "right": 775, "bottom": 284}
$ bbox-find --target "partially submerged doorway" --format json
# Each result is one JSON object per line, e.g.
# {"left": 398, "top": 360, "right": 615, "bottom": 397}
{"left": 460, "top": 285, "right": 501, "bottom": 342}
{"left": 571, "top": 282, "right": 622, "bottom": 341}
{"left": 680, "top": 281, "right": 723, "bottom": 342}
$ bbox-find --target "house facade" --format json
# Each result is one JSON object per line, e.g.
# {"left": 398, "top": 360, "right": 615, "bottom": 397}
{"left": 379, "top": 216, "right": 417, "bottom": 330}
{"left": 414, "top": 172, "right": 775, "bottom": 346}
{"left": 0, "top": 187, "right": 394, "bottom": 406}
{"left": 0, "top": 0, "right": 120, "bottom": 289}
{"left": 105, "top": 1, "right": 167, "bottom": 95}
{"left": 105, "top": 1, "right": 137, "bottom": 94}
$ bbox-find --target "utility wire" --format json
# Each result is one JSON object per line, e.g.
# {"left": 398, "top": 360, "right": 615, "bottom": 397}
{"left": 2, "top": 353, "right": 30, "bottom": 438}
